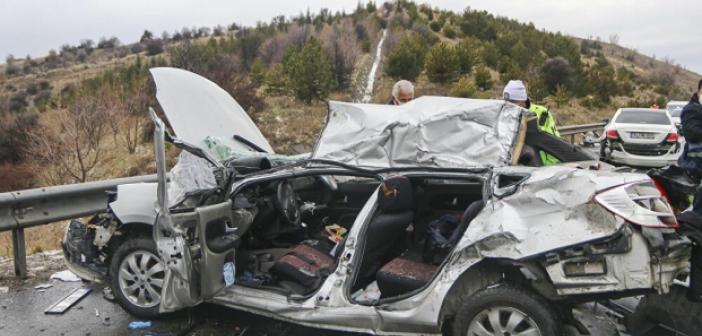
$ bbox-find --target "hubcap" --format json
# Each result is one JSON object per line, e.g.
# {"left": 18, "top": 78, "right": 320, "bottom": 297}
{"left": 118, "top": 250, "right": 165, "bottom": 308}
{"left": 467, "top": 306, "right": 541, "bottom": 336}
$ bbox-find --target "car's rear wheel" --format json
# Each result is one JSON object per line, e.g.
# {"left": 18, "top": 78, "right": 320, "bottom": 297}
{"left": 452, "top": 285, "right": 561, "bottom": 336}
{"left": 109, "top": 237, "right": 165, "bottom": 318}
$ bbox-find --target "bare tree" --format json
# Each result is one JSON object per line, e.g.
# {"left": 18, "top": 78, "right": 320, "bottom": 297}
{"left": 608, "top": 34, "right": 619, "bottom": 45}
{"left": 28, "top": 95, "right": 109, "bottom": 183}
{"left": 320, "top": 20, "right": 359, "bottom": 89}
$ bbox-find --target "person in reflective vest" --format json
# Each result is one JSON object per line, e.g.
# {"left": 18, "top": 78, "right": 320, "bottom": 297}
{"left": 502, "top": 80, "right": 560, "bottom": 165}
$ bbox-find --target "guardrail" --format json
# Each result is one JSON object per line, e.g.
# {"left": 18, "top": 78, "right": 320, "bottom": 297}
{"left": 0, "top": 174, "right": 157, "bottom": 278}
{"left": 557, "top": 122, "right": 607, "bottom": 143}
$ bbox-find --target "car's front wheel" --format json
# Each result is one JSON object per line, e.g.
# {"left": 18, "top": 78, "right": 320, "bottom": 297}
{"left": 452, "top": 285, "right": 561, "bottom": 336}
{"left": 109, "top": 237, "right": 165, "bottom": 318}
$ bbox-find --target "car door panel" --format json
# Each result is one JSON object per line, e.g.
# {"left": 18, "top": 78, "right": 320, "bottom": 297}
{"left": 149, "top": 109, "right": 238, "bottom": 313}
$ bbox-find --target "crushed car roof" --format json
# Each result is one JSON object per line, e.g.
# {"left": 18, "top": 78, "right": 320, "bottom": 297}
{"left": 312, "top": 97, "right": 525, "bottom": 168}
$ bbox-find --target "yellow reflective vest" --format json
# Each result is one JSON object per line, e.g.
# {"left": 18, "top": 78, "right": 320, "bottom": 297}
{"left": 530, "top": 104, "right": 560, "bottom": 165}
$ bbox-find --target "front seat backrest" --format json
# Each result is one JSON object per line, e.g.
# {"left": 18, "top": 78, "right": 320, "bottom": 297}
{"left": 448, "top": 200, "right": 485, "bottom": 246}
{"left": 357, "top": 176, "right": 414, "bottom": 285}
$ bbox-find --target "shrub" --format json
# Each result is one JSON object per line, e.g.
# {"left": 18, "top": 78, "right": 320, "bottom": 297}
{"left": 473, "top": 64, "right": 493, "bottom": 90}
{"left": 97, "top": 36, "right": 120, "bottom": 49}
{"left": 585, "top": 56, "right": 618, "bottom": 102}
{"left": 0, "top": 112, "right": 38, "bottom": 163}
{"left": 140, "top": 30, "right": 154, "bottom": 43}
{"left": 542, "top": 57, "right": 573, "bottom": 93}
{"left": 429, "top": 21, "right": 441, "bottom": 32}
{"left": 8, "top": 91, "right": 28, "bottom": 112}
{"left": 249, "top": 59, "right": 266, "bottom": 86}
{"left": 425, "top": 43, "right": 460, "bottom": 83}
{"left": 385, "top": 34, "right": 427, "bottom": 81}
{"left": 443, "top": 26, "right": 456, "bottom": 39}
{"left": 130, "top": 43, "right": 144, "bottom": 54}
{"left": 450, "top": 77, "right": 477, "bottom": 98}
{"left": 553, "top": 84, "right": 570, "bottom": 107}
{"left": 145, "top": 39, "right": 164, "bottom": 56}
{"left": 0, "top": 163, "right": 35, "bottom": 192}
{"left": 455, "top": 38, "right": 480, "bottom": 74}
{"left": 264, "top": 64, "right": 288, "bottom": 96}
{"left": 411, "top": 22, "right": 439, "bottom": 45}
{"left": 282, "top": 38, "right": 335, "bottom": 103}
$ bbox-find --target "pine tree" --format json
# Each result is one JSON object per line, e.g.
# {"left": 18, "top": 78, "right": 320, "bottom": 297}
{"left": 425, "top": 43, "right": 460, "bottom": 83}
{"left": 282, "top": 38, "right": 335, "bottom": 103}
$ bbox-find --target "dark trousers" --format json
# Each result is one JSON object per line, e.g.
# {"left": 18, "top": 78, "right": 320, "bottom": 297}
{"left": 679, "top": 216, "right": 702, "bottom": 298}
{"left": 677, "top": 149, "right": 702, "bottom": 297}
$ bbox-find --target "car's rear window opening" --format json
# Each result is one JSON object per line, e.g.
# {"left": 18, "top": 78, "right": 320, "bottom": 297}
{"left": 616, "top": 110, "right": 671, "bottom": 125}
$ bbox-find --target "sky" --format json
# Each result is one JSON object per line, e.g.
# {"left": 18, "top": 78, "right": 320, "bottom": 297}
{"left": 0, "top": 0, "right": 700, "bottom": 74}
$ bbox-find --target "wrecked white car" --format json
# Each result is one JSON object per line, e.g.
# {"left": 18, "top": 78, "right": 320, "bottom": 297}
{"left": 63, "top": 68, "right": 691, "bottom": 336}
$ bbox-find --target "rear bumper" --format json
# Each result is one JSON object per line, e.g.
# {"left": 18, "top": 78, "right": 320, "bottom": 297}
{"left": 609, "top": 147, "right": 680, "bottom": 167}
{"left": 545, "top": 229, "right": 690, "bottom": 296}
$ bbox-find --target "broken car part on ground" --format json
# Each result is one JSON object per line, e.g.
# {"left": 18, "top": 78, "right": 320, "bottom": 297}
{"left": 62, "top": 67, "right": 691, "bottom": 336}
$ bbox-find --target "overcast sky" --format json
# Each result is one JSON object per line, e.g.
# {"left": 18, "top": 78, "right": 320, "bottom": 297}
{"left": 1, "top": 0, "right": 700, "bottom": 74}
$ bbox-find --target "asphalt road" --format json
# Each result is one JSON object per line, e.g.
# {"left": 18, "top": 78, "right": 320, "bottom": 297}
{"left": 0, "top": 280, "right": 353, "bottom": 336}
{"left": 0, "top": 275, "right": 630, "bottom": 336}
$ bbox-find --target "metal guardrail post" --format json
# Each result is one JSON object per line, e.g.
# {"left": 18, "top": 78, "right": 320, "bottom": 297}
{"left": 12, "top": 228, "right": 27, "bottom": 278}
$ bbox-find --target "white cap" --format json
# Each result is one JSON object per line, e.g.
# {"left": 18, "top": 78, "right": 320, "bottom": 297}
{"left": 502, "top": 80, "right": 528, "bottom": 101}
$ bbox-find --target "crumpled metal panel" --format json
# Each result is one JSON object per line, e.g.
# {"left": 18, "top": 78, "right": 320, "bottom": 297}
{"left": 458, "top": 166, "right": 644, "bottom": 258}
{"left": 312, "top": 97, "right": 524, "bottom": 168}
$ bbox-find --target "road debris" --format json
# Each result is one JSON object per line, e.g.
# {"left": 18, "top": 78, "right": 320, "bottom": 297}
{"left": 49, "top": 270, "right": 81, "bottom": 282}
{"left": 45, "top": 287, "right": 92, "bottom": 314}
{"left": 102, "top": 287, "right": 115, "bottom": 301}
{"left": 128, "top": 321, "right": 152, "bottom": 330}
{"left": 34, "top": 284, "right": 53, "bottom": 290}
{"left": 95, "top": 308, "right": 100, "bottom": 317}
{"left": 0, "top": 286, "right": 8, "bottom": 295}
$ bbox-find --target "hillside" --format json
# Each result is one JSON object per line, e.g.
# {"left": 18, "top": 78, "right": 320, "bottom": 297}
{"left": 0, "top": 1, "right": 700, "bottom": 257}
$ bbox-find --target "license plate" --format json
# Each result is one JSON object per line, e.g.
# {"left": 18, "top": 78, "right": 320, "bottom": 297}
{"left": 630, "top": 132, "right": 654, "bottom": 139}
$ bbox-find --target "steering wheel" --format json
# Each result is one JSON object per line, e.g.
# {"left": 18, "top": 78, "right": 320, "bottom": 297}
{"left": 273, "top": 180, "right": 302, "bottom": 226}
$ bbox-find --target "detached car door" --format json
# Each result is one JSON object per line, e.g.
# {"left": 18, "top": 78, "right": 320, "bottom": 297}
{"left": 150, "top": 110, "right": 239, "bottom": 313}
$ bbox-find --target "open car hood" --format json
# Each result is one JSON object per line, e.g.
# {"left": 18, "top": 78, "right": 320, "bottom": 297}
{"left": 150, "top": 67, "right": 274, "bottom": 155}
{"left": 311, "top": 97, "right": 525, "bottom": 168}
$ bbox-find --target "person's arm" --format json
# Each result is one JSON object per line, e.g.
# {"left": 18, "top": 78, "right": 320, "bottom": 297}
{"left": 682, "top": 105, "right": 702, "bottom": 143}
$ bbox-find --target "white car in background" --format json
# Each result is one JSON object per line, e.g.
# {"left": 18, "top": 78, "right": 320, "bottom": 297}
{"left": 666, "top": 100, "right": 687, "bottom": 128}
{"left": 601, "top": 108, "right": 681, "bottom": 167}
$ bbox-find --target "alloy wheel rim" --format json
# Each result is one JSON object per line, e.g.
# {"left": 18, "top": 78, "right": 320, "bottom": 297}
{"left": 118, "top": 250, "right": 165, "bottom": 308}
{"left": 467, "top": 306, "right": 541, "bottom": 336}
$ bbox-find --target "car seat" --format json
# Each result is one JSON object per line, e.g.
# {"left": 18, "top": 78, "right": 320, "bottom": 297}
{"left": 374, "top": 200, "right": 485, "bottom": 299}
{"left": 355, "top": 176, "right": 414, "bottom": 288}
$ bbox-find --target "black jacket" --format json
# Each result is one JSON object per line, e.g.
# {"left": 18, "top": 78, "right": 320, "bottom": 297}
{"left": 681, "top": 93, "right": 702, "bottom": 143}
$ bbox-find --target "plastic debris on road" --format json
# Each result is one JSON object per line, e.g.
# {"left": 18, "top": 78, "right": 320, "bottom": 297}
{"left": 34, "top": 283, "right": 53, "bottom": 291}
{"left": 102, "top": 287, "right": 115, "bottom": 301}
{"left": 128, "top": 321, "right": 152, "bottom": 330}
{"left": 49, "top": 270, "right": 81, "bottom": 282}
{"left": 0, "top": 286, "right": 8, "bottom": 294}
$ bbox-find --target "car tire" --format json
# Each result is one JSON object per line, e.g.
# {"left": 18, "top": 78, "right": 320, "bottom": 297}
{"left": 452, "top": 285, "right": 561, "bottom": 336}
{"left": 109, "top": 237, "right": 165, "bottom": 318}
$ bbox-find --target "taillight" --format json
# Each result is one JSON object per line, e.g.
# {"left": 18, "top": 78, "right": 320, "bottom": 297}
{"left": 593, "top": 180, "right": 678, "bottom": 228}
{"left": 666, "top": 132, "right": 679, "bottom": 142}
{"left": 606, "top": 129, "right": 619, "bottom": 140}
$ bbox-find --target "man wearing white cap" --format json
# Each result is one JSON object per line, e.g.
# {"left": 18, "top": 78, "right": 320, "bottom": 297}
{"left": 503, "top": 79, "right": 560, "bottom": 165}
